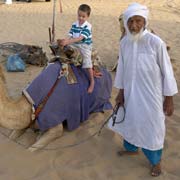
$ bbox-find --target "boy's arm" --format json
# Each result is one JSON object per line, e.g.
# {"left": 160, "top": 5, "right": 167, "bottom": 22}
{"left": 58, "top": 36, "right": 84, "bottom": 47}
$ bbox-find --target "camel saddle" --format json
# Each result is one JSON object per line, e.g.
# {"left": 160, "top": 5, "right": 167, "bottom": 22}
{"left": 49, "top": 44, "right": 103, "bottom": 84}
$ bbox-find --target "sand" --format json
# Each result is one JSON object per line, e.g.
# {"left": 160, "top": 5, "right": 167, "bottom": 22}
{"left": 0, "top": 0, "right": 180, "bottom": 179}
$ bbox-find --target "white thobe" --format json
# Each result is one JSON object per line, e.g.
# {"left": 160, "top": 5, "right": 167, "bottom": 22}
{"left": 110, "top": 30, "right": 178, "bottom": 150}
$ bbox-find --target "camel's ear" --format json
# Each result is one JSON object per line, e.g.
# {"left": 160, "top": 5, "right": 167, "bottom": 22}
{"left": 0, "top": 65, "right": 6, "bottom": 83}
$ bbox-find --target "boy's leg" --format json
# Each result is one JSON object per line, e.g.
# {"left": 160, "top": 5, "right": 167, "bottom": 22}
{"left": 87, "top": 68, "right": 95, "bottom": 93}
{"left": 118, "top": 139, "right": 139, "bottom": 156}
{"left": 142, "top": 148, "right": 162, "bottom": 176}
{"left": 80, "top": 44, "right": 94, "bottom": 93}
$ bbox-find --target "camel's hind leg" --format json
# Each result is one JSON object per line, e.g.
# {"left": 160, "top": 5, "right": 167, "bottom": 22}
{"left": 28, "top": 124, "right": 63, "bottom": 152}
{"left": 9, "top": 129, "right": 26, "bottom": 140}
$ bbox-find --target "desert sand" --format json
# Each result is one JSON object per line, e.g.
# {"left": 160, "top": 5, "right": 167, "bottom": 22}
{"left": 0, "top": 0, "right": 180, "bottom": 179}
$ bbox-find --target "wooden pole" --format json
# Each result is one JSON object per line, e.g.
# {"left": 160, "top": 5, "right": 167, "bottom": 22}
{"left": 48, "top": 27, "right": 52, "bottom": 43}
{"left": 59, "top": 0, "right": 63, "bottom": 13}
{"left": 51, "top": 0, "right": 56, "bottom": 43}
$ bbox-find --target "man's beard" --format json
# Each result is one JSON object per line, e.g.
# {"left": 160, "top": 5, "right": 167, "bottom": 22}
{"left": 128, "top": 28, "right": 144, "bottom": 41}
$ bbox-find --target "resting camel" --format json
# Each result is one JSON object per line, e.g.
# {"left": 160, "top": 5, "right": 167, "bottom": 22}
{"left": 0, "top": 46, "right": 111, "bottom": 152}
{"left": 0, "top": 65, "right": 63, "bottom": 152}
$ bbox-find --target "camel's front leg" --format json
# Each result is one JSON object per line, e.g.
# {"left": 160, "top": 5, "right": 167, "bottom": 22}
{"left": 9, "top": 129, "right": 27, "bottom": 140}
{"left": 28, "top": 124, "right": 63, "bottom": 152}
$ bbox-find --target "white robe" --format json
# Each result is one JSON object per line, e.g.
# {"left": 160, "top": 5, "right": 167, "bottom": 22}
{"left": 110, "top": 30, "right": 178, "bottom": 150}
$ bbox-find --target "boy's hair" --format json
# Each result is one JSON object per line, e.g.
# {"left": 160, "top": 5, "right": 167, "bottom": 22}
{"left": 78, "top": 4, "right": 91, "bottom": 16}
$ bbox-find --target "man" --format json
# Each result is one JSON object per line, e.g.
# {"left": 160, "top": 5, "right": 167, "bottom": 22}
{"left": 113, "top": 3, "right": 178, "bottom": 177}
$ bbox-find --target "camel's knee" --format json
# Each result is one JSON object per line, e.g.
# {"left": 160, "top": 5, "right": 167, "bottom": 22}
{"left": 28, "top": 124, "right": 63, "bottom": 152}
{"left": 9, "top": 129, "right": 26, "bottom": 140}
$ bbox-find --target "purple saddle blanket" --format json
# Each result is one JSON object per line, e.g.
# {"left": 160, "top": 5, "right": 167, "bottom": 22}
{"left": 23, "top": 62, "right": 112, "bottom": 131}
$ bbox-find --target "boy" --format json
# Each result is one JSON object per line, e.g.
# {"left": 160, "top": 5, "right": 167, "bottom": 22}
{"left": 58, "top": 4, "right": 94, "bottom": 93}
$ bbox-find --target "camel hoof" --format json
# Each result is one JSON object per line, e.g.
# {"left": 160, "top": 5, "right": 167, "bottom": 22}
{"left": 9, "top": 129, "right": 26, "bottom": 140}
{"left": 27, "top": 146, "right": 38, "bottom": 152}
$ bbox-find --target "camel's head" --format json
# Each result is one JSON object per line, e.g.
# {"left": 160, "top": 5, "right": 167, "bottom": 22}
{"left": 0, "top": 65, "right": 6, "bottom": 83}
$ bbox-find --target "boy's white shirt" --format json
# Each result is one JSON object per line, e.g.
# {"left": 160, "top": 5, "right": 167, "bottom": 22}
{"left": 69, "top": 20, "right": 92, "bottom": 39}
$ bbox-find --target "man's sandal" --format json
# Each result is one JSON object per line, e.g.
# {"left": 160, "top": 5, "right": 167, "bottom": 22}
{"left": 151, "top": 162, "right": 161, "bottom": 177}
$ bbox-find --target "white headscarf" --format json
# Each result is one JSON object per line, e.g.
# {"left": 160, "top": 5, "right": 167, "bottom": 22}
{"left": 123, "top": 3, "right": 149, "bottom": 41}
{"left": 123, "top": 3, "right": 149, "bottom": 26}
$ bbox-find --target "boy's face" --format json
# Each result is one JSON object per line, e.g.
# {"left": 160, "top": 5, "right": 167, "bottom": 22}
{"left": 78, "top": 10, "right": 89, "bottom": 25}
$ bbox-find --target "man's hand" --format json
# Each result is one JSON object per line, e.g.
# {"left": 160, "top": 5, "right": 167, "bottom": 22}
{"left": 163, "top": 96, "right": 174, "bottom": 116}
{"left": 115, "top": 89, "right": 124, "bottom": 106}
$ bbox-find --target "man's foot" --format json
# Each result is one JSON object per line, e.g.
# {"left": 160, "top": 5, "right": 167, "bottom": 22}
{"left": 117, "top": 150, "right": 139, "bottom": 156}
{"left": 151, "top": 162, "right": 161, "bottom": 177}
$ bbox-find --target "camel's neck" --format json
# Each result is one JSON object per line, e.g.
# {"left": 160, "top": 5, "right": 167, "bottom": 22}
{"left": 0, "top": 77, "right": 32, "bottom": 129}
{"left": 0, "top": 80, "right": 12, "bottom": 101}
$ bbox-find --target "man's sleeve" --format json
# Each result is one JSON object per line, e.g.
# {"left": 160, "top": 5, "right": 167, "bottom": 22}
{"left": 114, "top": 44, "right": 124, "bottom": 89}
{"left": 157, "top": 42, "right": 178, "bottom": 96}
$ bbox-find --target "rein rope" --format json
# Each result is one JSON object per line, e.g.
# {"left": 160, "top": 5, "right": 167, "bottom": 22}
{"left": 34, "top": 73, "right": 62, "bottom": 119}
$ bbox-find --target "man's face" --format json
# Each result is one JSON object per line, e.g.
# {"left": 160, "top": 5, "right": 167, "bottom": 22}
{"left": 127, "top": 15, "right": 145, "bottom": 34}
{"left": 78, "top": 10, "right": 89, "bottom": 25}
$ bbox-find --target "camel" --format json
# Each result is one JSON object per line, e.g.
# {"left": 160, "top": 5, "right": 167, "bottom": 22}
{"left": 0, "top": 46, "right": 110, "bottom": 152}
{"left": 0, "top": 65, "right": 63, "bottom": 152}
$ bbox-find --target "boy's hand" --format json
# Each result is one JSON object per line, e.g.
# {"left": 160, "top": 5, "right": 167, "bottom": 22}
{"left": 57, "top": 39, "right": 63, "bottom": 45}
{"left": 57, "top": 39, "right": 70, "bottom": 47}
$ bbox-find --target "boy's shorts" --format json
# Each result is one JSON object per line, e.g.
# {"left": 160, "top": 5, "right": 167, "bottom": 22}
{"left": 73, "top": 44, "right": 92, "bottom": 68}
